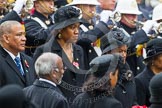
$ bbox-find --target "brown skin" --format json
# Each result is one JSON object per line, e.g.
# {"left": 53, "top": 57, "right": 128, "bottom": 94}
{"left": 110, "top": 45, "right": 128, "bottom": 63}
{"left": 110, "top": 69, "right": 119, "bottom": 88}
{"left": 151, "top": 54, "right": 162, "bottom": 74}
{"left": 57, "top": 22, "right": 80, "bottom": 62}
{"left": 2, "top": 23, "right": 26, "bottom": 56}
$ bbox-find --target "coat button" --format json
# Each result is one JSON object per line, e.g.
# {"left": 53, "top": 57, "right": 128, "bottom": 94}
{"left": 89, "top": 50, "right": 92, "bottom": 53}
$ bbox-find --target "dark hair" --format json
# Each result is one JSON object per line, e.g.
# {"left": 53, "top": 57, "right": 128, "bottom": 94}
{"left": 82, "top": 69, "right": 118, "bottom": 96}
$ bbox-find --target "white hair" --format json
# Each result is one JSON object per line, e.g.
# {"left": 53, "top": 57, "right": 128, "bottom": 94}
{"left": 34, "top": 52, "right": 61, "bottom": 76}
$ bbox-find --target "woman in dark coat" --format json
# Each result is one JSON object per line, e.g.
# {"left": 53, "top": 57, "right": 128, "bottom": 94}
{"left": 71, "top": 54, "right": 123, "bottom": 108}
{"left": 33, "top": 6, "right": 85, "bottom": 104}
{"left": 101, "top": 28, "right": 137, "bottom": 108}
{"left": 135, "top": 38, "right": 162, "bottom": 107}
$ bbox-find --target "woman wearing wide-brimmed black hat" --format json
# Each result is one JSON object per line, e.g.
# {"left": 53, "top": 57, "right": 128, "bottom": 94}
{"left": 135, "top": 38, "right": 162, "bottom": 107}
{"left": 71, "top": 54, "right": 123, "bottom": 108}
{"left": 100, "top": 28, "right": 137, "bottom": 108}
{"left": 33, "top": 5, "right": 86, "bottom": 104}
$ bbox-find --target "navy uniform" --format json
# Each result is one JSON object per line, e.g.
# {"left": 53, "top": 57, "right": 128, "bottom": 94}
{"left": 77, "top": 19, "right": 110, "bottom": 69}
{"left": 24, "top": 10, "right": 54, "bottom": 57}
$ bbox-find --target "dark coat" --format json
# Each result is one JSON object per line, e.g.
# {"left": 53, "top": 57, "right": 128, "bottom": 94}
{"left": 23, "top": 79, "right": 69, "bottom": 108}
{"left": 33, "top": 36, "right": 85, "bottom": 104}
{"left": 77, "top": 20, "right": 110, "bottom": 69}
{"left": 0, "top": 45, "right": 36, "bottom": 88}
{"left": 71, "top": 92, "right": 123, "bottom": 108}
{"left": 0, "top": 10, "right": 22, "bottom": 24}
{"left": 113, "top": 62, "right": 137, "bottom": 108}
{"left": 135, "top": 66, "right": 155, "bottom": 106}
{"left": 23, "top": 10, "right": 54, "bottom": 56}
{"left": 114, "top": 79, "right": 137, "bottom": 108}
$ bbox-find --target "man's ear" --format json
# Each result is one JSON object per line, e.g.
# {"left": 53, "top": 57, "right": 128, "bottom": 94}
{"left": 3, "top": 34, "right": 10, "bottom": 43}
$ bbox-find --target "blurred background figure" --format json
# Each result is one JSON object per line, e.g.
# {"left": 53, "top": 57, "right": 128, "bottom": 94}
{"left": 136, "top": 0, "right": 152, "bottom": 21}
{"left": 24, "top": 52, "right": 69, "bottom": 108}
{"left": 135, "top": 38, "right": 162, "bottom": 107}
{"left": 0, "top": 0, "right": 8, "bottom": 19}
{"left": 149, "top": 72, "right": 162, "bottom": 108}
{"left": 24, "top": 0, "right": 55, "bottom": 57}
{"left": 115, "top": 0, "right": 155, "bottom": 76}
{"left": 71, "top": 54, "right": 123, "bottom": 108}
{"left": 0, "top": 84, "right": 35, "bottom": 108}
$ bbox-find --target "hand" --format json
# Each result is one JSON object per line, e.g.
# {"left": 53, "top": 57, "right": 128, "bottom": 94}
{"left": 142, "top": 20, "right": 156, "bottom": 34}
{"left": 100, "top": 10, "right": 112, "bottom": 23}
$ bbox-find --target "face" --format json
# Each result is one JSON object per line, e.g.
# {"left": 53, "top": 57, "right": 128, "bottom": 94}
{"left": 121, "top": 14, "right": 138, "bottom": 28}
{"left": 110, "top": 69, "right": 119, "bottom": 88}
{"left": 98, "top": 0, "right": 116, "bottom": 10}
{"left": 0, "top": 0, "right": 7, "bottom": 10}
{"left": 110, "top": 45, "right": 128, "bottom": 63}
{"left": 53, "top": 58, "right": 64, "bottom": 85}
{"left": 152, "top": 54, "right": 162, "bottom": 73}
{"left": 35, "top": 0, "right": 54, "bottom": 15}
{"left": 60, "top": 23, "right": 80, "bottom": 43}
{"left": 78, "top": 4, "right": 96, "bottom": 20}
{"left": 4, "top": 24, "right": 26, "bottom": 56}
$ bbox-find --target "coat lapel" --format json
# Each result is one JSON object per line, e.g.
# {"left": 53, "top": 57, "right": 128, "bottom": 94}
{"left": 5, "top": 54, "right": 26, "bottom": 83}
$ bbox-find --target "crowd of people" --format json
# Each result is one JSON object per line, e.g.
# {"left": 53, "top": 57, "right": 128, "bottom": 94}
{"left": 0, "top": 0, "right": 162, "bottom": 108}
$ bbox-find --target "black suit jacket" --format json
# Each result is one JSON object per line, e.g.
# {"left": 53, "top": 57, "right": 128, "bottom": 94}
{"left": 23, "top": 79, "right": 69, "bottom": 108}
{"left": 0, "top": 45, "right": 36, "bottom": 88}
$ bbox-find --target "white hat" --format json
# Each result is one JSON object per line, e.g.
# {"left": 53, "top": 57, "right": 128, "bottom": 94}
{"left": 115, "top": 0, "right": 141, "bottom": 15}
{"left": 67, "top": 0, "right": 100, "bottom": 6}
{"left": 152, "top": 4, "right": 162, "bottom": 21}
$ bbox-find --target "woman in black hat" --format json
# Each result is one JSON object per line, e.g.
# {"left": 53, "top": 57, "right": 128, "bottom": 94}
{"left": 149, "top": 72, "right": 162, "bottom": 108}
{"left": 71, "top": 54, "right": 123, "bottom": 108}
{"left": 100, "top": 28, "right": 137, "bottom": 108}
{"left": 33, "top": 5, "right": 85, "bottom": 104}
{"left": 135, "top": 38, "right": 162, "bottom": 107}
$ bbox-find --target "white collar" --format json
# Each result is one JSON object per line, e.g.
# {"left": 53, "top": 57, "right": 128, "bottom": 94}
{"left": 39, "top": 78, "right": 56, "bottom": 87}
{"left": 3, "top": 48, "right": 20, "bottom": 60}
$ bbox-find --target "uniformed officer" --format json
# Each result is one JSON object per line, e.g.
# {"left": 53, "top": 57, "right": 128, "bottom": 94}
{"left": 67, "top": 0, "right": 111, "bottom": 69}
{"left": 115, "top": 0, "right": 155, "bottom": 76}
{"left": 24, "top": 0, "right": 55, "bottom": 57}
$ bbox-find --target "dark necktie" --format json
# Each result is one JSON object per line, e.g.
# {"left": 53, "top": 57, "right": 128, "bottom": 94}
{"left": 14, "top": 57, "right": 25, "bottom": 76}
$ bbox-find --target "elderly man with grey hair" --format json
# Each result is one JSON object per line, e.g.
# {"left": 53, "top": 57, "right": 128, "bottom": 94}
{"left": 23, "top": 52, "right": 69, "bottom": 108}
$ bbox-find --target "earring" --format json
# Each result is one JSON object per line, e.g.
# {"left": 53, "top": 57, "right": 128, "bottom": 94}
{"left": 58, "top": 33, "right": 62, "bottom": 39}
